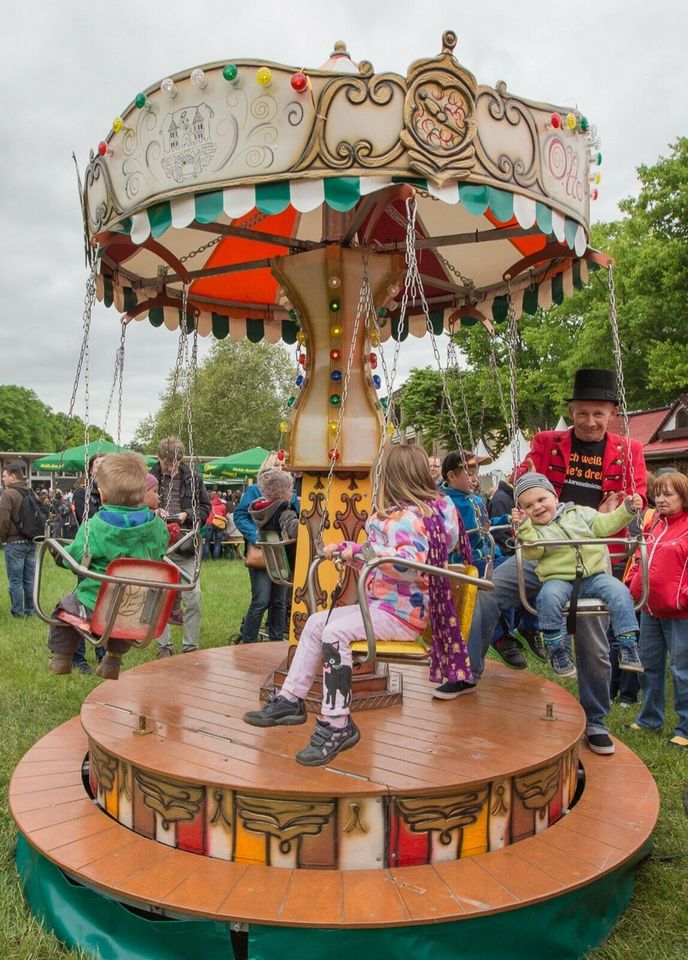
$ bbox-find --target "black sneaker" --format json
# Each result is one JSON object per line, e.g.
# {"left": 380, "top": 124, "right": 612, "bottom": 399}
{"left": 243, "top": 693, "right": 307, "bottom": 728}
{"left": 587, "top": 732, "right": 615, "bottom": 755}
{"left": 73, "top": 662, "right": 94, "bottom": 675}
{"left": 547, "top": 644, "right": 577, "bottom": 679}
{"left": 512, "top": 628, "right": 548, "bottom": 662}
{"left": 618, "top": 643, "right": 644, "bottom": 673}
{"left": 433, "top": 680, "right": 477, "bottom": 700}
{"left": 295, "top": 717, "right": 360, "bottom": 766}
{"left": 491, "top": 635, "right": 527, "bottom": 670}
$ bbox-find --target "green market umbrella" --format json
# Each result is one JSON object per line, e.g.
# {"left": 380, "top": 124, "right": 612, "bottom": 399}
{"left": 202, "top": 447, "right": 270, "bottom": 480}
{"left": 34, "top": 441, "right": 149, "bottom": 473}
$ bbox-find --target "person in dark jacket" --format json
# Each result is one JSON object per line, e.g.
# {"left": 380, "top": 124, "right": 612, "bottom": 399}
{"left": 151, "top": 437, "right": 211, "bottom": 657}
{"left": 72, "top": 454, "right": 104, "bottom": 524}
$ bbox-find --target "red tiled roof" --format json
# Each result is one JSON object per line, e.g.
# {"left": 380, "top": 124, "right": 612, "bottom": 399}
{"left": 643, "top": 437, "right": 688, "bottom": 457}
{"left": 608, "top": 408, "right": 670, "bottom": 444}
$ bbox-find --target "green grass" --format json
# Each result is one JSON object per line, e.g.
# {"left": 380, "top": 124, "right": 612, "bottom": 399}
{"left": 0, "top": 559, "right": 686, "bottom": 958}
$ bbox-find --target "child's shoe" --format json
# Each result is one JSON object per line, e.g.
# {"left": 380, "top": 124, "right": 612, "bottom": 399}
{"left": 295, "top": 717, "right": 360, "bottom": 766}
{"left": 49, "top": 655, "right": 73, "bottom": 675}
{"left": 95, "top": 652, "right": 123, "bottom": 680}
{"left": 243, "top": 693, "right": 306, "bottom": 727}
{"left": 433, "top": 680, "right": 477, "bottom": 700}
{"left": 618, "top": 642, "right": 643, "bottom": 672}
{"left": 547, "top": 643, "right": 577, "bottom": 679}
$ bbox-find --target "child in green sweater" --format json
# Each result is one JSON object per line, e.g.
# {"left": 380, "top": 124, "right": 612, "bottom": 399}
{"left": 511, "top": 473, "right": 643, "bottom": 679}
{"left": 48, "top": 453, "right": 169, "bottom": 680}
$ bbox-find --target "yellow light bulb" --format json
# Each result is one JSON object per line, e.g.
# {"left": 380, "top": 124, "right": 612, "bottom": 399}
{"left": 328, "top": 420, "right": 338, "bottom": 432}
{"left": 296, "top": 331, "right": 305, "bottom": 343}
{"left": 371, "top": 332, "right": 380, "bottom": 347}
{"left": 595, "top": 172, "right": 601, "bottom": 184}
{"left": 279, "top": 420, "right": 289, "bottom": 433}
{"left": 256, "top": 67, "right": 272, "bottom": 87}
{"left": 330, "top": 325, "right": 343, "bottom": 338}
{"left": 566, "top": 112, "right": 577, "bottom": 130}
{"left": 112, "top": 116, "right": 123, "bottom": 133}
{"left": 386, "top": 422, "right": 395, "bottom": 438}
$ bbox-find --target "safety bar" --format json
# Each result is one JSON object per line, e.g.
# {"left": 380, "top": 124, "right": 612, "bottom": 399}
{"left": 257, "top": 538, "right": 297, "bottom": 588}
{"left": 307, "top": 553, "right": 494, "bottom": 665}
{"left": 33, "top": 538, "right": 197, "bottom": 638}
{"left": 514, "top": 536, "right": 649, "bottom": 617}
{"left": 465, "top": 526, "right": 498, "bottom": 579}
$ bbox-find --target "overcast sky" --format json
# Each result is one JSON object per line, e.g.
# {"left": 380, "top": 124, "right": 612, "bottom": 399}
{"left": 2, "top": 1, "right": 686, "bottom": 448}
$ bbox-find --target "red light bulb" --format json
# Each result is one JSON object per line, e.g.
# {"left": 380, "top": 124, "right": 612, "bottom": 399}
{"left": 369, "top": 353, "right": 378, "bottom": 368}
{"left": 328, "top": 448, "right": 340, "bottom": 461}
{"left": 277, "top": 449, "right": 285, "bottom": 462}
{"left": 291, "top": 72, "right": 308, "bottom": 92}
{"left": 550, "top": 113, "right": 561, "bottom": 129}
{"left": 592, "top": 188, "right": 598, "bottom": 201}
{"left": 97, "top": 141, "right": 108, "bottom": 156}
{"left": 330, "top": 349, "right": 341, "bottom": 361}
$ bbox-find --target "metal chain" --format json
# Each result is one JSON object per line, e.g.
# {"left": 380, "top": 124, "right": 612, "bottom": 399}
{"left": 446, "top": 334, "right": 476, "bottom": 451}
{"left": 505, "top": 286, "right": 522, "bottom": 469}
{"left": 116, "top": 321, "right": 126, "bottom": 447}
{"left": 608, "top": 263, "right": 637, "bottom": 496}
{"left": 316, "top": 258, "right": 370, "bottom": 546}
{"left": 434, "top": 249, "right": 474, "bottom": 289}
{"left": 180, "top": 236, "right": 222, "bottom": 264}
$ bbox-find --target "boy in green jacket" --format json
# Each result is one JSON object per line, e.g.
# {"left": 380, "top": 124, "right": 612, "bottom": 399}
{"left": 511, "top": 473, "right": 643, "bottom": 679}
{"left": 48, "top": 453, "right": 170, "bottom": 680}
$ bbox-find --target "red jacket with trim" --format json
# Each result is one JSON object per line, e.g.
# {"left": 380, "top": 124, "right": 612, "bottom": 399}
{"left": 518, "top": 427, "right": 647, "bottom": 560}
{"left": 627, "top": 510, "right": 688, "bottom": 618}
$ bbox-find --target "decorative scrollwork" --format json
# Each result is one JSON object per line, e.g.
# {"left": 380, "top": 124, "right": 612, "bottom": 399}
{"left": 134, "top": 769, "right": 204, "bottom": 828}
{"left": 396, "top": 787, "right": 489, "bottom": 834}
{"left": 235, "top": 794, "right": 335, "bottom": 844}
{"left": 343, "top": 801, "right": 369, "bottom": 835}
{"left": 474, "top": 83, "right": 545, "bottom": 193}
{"left": 294, "top": 73, "right": 406, "bottom": 172}
{"left": 89, "top": 743, "right": 117, "bottom": 793}
{"left": 210, "top": 789, "right": 233, "bottom": 830}
{"left": 490, "top": 782, "right": 509, "bottom": 817}
{"left": 513, "top": 760, "right": 561, "bottom": 810}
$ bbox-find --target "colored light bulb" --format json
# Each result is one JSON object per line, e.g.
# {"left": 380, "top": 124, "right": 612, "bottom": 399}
{"left": 256, "top": 67, "right": 272, "bottom": 87}
{"left": 330, "top": 394, "right": 341, "bottom": 406}
{"left": 287, "top": 395, "right": 296, "bottom": 407}
{"left": 296, "top": 331, "right": 305, "bottom": 344}
{"left": 328, "top": 448, "right": 340, "bottom": 461}
{"left": 289, "top": 309, "right": 298, "bottom": 320}
{"left": 373, "top": 375, "right": 381, "bottom": 388}
{"left": 112, "top": 116, "right": 123, "bottom": 133}
{"left": 329, "top": 298, "right": 341, "bottom": 312}
{"left": 369, "top": 353, "right": 378, "bottom": 368}
{"left": 386, "top": 422, "right": 395, "bottom": 438}
{"left": 296, "top": 375, "right": 305, "bottom": 388}
{"left": 330, "top": 325, "right": 343, "bottom": 338}
{"left": 328, "top": 420, "right": 338, "bottom": 432}
{"left": 566, "top": 112, "right": 576, "bottom": 130}
{"left": 277, "top": 449, "right": 285, "bottom": 462}
{"left": 371, "top": 331, "right": 380, "bottom": 347}
{"left": 331, "top": 370, "right": 342, "bottom": 382}
{"left": 330, "top": 349, "right": 341, "bottom": 361}
{"left": 161, "top": 77, "right": 177, "bottom": 98}
{"left": 279, "top": 420, "right": 289, "bottom": 433}
{"left": 594, "top": 172, "right": 601, "bottom": 184}
{"left": 550, "top": 113, "right": 561, "bottom": 129}
{"left": 328, "top": 275, "right": 341, "bottom": 289}
{"left": 299, "top": 352, "right": 307, "bottom": 366}
{"left": 135, "top": 92, "right": 147, "bottom": 109}
{"left": 377, "top": 306, "right": 388, "bottom": 318}
{"left": 223, "top": 64, "right": 238, "bottom": 82}
{"left": 191, "top": 68, "right": 208, "bottom": 89}
{"left": 592, "top": 189, "right": 599, "bottom": 201}
{"left": 97, "top": 141, "right": 108, "bottom": 157}
{"left": 291, "top": 71, "right": 308, "bottom": 92}
{"left": 579, "top": 116, "right": 589, "bottom": 132}
{"left": 596, "top": 151, "right": 602, "bottom": 166}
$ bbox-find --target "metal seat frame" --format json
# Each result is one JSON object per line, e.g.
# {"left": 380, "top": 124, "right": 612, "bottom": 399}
{"left": 33, "top": 531, "right": 200, "bottom": 650}
{"left": 257, "top": 533, "right": 297, "bottom": 587}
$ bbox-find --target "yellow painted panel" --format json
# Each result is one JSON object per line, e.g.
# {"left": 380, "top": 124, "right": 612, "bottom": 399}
{"left": 460, "top": 798, "right": 489, "bottom": 858}
{"left": 234, "top": 820, "right": 267, "bottom": 865}
{"left": 104, "top": 763, "right": 119, "bottom": 819}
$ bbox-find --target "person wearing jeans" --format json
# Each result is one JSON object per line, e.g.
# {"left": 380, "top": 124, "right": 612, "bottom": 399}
{"left": 0, "top": 461, "right": 37, "bottom": 617}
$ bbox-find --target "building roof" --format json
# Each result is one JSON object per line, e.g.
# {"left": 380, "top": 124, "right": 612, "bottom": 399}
{"left": 608, "top": 407, "right": 671, "bottom": 444}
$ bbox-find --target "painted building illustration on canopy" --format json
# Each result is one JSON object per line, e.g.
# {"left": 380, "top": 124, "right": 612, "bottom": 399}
{"left": 160, "top": 103, "right": 217, "bottom": 183}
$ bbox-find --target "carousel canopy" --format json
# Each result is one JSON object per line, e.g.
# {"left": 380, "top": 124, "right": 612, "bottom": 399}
{"left": 83, "top": 31, "right": 603, "bottom": 342}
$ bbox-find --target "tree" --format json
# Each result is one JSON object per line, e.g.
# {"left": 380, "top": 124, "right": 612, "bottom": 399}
{"left": 0, "top": 386, "right": 112, "bottom": 451}
{"left": 134, "top": 339, "right": 294, "bottom": 456}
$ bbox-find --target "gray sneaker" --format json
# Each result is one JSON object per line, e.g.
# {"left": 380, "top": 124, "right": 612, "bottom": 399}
{"left": 618, "top": 643, "right": 644, "bottom": 672}
{"left": 547, "top": 643, "right": 577, "bottom": 679}
{"left": 243, "top": 693, "right": 307, "bottom": 727}
{"left": 295, "top": 717, "right": 360, "bottom": 766}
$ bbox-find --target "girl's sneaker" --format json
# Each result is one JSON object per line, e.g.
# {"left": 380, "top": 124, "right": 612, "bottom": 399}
{"left": 618, "top": 643, "right": 643, "bottom": 672}
{"left": 243, "top": 693, "right": 306, "bottom": 727}
{"left": 295, "top": 718, "right": 360, "bottom": 766}
{"left": 433, "top": 680, "right": 477, "bottom": 700}
{"left": 547, "top": 644, "right": 577, "bottom": 679}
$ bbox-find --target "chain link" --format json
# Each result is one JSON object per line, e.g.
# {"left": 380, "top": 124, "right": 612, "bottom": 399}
{"left": 434, "top": 249, "right": 474, "bottom": 290}
{"left": 505, "top": 287, "right": 522, "bottom": 469}
{"left": 446, "top": 334, "right": 476, "bottom": 451}
{"left": 608, "top": 263, "right": 637, "bottom": 496}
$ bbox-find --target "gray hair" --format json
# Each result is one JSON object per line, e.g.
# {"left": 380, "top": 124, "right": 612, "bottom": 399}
{"left": 257, "top": 468, "right": 293, "bottom": 501}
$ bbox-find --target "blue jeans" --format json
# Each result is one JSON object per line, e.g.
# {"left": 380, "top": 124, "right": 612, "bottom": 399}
{"left": 241, "top": 567, "right": 289, "bottom": 643}
{"left": 203, "top": 527, "right": 224, "bottom": 561}
{"left": 537, "top": 573, "right": 638, "bottom": 638}
{"left": 4, "top": 541, "right": 35, "bottom": 616}
{"left": 637, "top": 612, "right": 688, "bottom": 739}
{"left": 468, "top": 555, "right": 611, "bottom": 735}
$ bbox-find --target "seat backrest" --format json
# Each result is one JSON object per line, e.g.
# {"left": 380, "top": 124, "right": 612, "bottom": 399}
{"left": 257, "top": 532, "right": 296, "bottom": 586}
{"left": 91, "top": 559, "right": 181, "bottom": 641}
{"left": 419, "top": 562, "right": 479, "bottom": 649}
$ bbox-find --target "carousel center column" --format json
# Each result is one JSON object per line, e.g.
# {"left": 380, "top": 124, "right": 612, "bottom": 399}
{"left": 272, "top": 241, "right": 403, "bottom": 643}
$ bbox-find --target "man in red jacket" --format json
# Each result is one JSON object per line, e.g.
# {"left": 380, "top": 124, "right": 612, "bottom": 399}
{"left": 469, "top": 369, "right": 647, "bottom": 756}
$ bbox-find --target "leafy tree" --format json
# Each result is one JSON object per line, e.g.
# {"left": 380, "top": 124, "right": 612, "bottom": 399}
{"left": 0, "top": 386, "right": 112, "bottom": 451}
{"left": 134, "top": 339, "right": 294, "bottom": 456}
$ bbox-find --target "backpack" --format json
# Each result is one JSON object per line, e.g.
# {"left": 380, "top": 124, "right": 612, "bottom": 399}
{"left": 15, "top": 487, "right": 50, "bottom": 541}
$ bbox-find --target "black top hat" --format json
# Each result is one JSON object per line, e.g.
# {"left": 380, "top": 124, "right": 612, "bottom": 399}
{"left": 567, "top": 369, "right": 618, "bottom": 404}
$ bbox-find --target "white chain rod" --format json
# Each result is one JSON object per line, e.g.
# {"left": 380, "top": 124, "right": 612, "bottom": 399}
{"left": 505, "top": 288, "right": 522, "bottom": 470}
{"left": 608, "top": 263, "right": 637, "bottom": 495}
{"left": 446, "top": 335, "right": 476, "bottom": 451}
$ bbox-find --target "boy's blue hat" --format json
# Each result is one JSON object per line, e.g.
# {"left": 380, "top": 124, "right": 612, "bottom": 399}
{"left": 514, "top": 473, "right": 556, "bottom": 503}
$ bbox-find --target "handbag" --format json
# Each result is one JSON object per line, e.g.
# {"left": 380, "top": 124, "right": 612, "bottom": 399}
{"left": 212, "top": 514, "right": 227, "bottom": 529}
{"left": 244, "top": 543, "right": 266, "bottom": 569}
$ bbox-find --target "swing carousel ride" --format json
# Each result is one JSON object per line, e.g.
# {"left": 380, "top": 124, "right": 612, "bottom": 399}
{"left": 10, "top": 31, "right": 658, "bottom": 960}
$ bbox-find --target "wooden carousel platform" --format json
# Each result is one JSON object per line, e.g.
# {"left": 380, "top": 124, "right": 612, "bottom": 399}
{"left": 10, "top": 644, "right": 660, "bottom": 959}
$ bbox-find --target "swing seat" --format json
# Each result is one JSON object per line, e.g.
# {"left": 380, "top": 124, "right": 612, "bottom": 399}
{"left": 258, "top": 533, "right": 296, "bottom": 587}
{"left": 54, "top": 559, "right": 181, "bottom": 649}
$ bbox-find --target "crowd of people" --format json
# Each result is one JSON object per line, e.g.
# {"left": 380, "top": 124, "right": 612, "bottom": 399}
{"left": 1, "top": 367, "right": 687, "bottom": 766}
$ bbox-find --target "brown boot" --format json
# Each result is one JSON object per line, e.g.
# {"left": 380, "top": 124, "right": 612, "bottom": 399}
{"left": 95, "top": 652, "right": 123, "bottom": 680}
{"left": 49, "top": 654, "right": 73, "bottom": 675}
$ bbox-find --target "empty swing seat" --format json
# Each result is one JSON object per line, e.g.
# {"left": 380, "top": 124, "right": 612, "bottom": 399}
{"left": 258, "top": 532, "right": 297, "bottom": 587}
{"left": 55, "top": 558, "right": 181, "bottom": 648}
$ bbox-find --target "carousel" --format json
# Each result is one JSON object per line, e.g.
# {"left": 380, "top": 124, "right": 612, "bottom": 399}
{"left": 10, "top": 31, "right": 658, "bottom": 960}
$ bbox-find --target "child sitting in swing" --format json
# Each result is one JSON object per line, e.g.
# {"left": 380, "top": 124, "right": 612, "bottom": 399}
{"left": 48, "top": 453, "right": 171, "bottom": 680}
{"left": 243, "top": 444, "right": 474, "bottom": 766}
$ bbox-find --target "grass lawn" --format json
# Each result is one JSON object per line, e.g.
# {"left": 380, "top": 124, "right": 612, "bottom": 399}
{"left": 0, "top": 555, "right": 686, "bottom": 959}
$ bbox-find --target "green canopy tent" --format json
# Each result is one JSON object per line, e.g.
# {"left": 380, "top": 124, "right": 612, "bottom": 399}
{"left": 201, "top": 446, "right": 269, "bottom": 481}
{"left": 33, "top": 442, "right": 155, "bottom": 473}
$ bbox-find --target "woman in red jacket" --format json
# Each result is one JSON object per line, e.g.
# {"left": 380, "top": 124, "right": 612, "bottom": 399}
{"left": 627, "top": 471, "right": 688, "bottom": 749}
